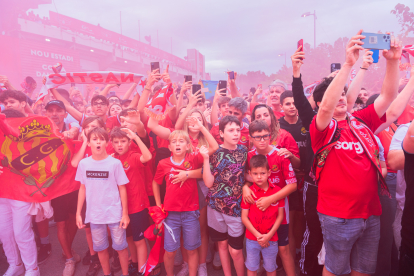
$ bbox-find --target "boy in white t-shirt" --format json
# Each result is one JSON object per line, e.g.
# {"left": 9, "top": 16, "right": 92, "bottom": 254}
{"left": 75, "top": 127, "right": 130, "bottom": 276}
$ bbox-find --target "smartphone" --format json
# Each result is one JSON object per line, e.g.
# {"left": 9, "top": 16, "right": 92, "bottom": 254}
{"left": 192, "top": 84, "right": 201, "bottom": 94}
{"left": 331, "top": 63, "right": 341, "bottom": 73}
{"left": 371, "top": 49, "right": 380, "bottom": 63}
{"left": 361, "top": 32, "right": 391, "bottom": 50}
{"left": 218, "top": 80, "right": 227, "bottom": 96}
{"left": 116, "top": 83, "right": 121, "bottom": 87}
{"left": 150, "top": 62, "right": 160, "bottom": 72}
{"left": 297, "top": 39, "right": 304, "bottom": 60}
{"left": 184, "top": 75, "right": 192, "bottom": 82}
{"left": 229, "top": 71, "right": 235, "bottom": 80}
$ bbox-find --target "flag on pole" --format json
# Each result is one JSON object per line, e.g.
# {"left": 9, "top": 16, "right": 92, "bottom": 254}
{"left": 201, "top": 80, "right": 219, "bottom": 102}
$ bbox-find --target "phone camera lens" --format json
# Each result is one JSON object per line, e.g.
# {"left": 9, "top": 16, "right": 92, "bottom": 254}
{"left": 383, "top": 35, "right": 386, "bottom": 39}
{"left": 387, "top": 35, "right": 390, "bottom": 39}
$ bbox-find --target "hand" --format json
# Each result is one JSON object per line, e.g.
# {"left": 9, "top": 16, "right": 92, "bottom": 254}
{"left": 227, "top": 71, "right": 237, "bottom": 85}
{"left": 213, "top": 86, "right": 226, "bottom": 103}
{"left": 120, "top": 110, "right": 141, "bottom": 127}
{"left": 257, "top": 233, "right": 271, "bottom": 248}
{"left": 199, "top": 145, "right": 209, "bottom": 160}
{"left": 277, "top": 148, "right": 293, "bottom": 159}
{"left": 188, "top": 90, "right": 203, "bottom": 108}
{"left": 121, "top": 127, "right": 138, "bottom": 140}
{"left": 382, "top": 34, "right": 402, "bottom": 61}
{"left": 161, "top": 65, "right": 171, "bottom": 84}
{"left": 147, "top": 69, "right": 161, "bottom": 87}
{"left": 242, "top": 185, "right": 257, "bottom": 204}
{"left": 80, "top": 129, "right": 87, "bottom": 143}
{"left": 253, "top": 86, "right": 262, "bottom": 98}
{"left": 361, "top": 49, "right": 374, "bottom": 69}
{"left": 291, "top": 46, "right": 305, "bottom": 76}
{"left": 203, "top": 107, "right": 212, "bottom": 118}
{"left": 256, "top": 196, "right": 273, "bottom": 211}
{"left": 171, "top": 170, "right": 189, "bottom": 187}
{"left": 76, "top": 214, "right": 85, "bottom": 229}
{"left": 62, "top": 131, "right": 75, "bottom": 140}
{"left": 186, "top": 116, "right": 203, "bottom": 128}
{"left": 344, "top": 30, "right": 365, "bottom": 67}
{"left": 0, "top": 75, "right": 12, "bottom": 89}
{"left": 181, "top": 81, "right": 192, "bottom": 95}
{"left": 119, "top": 215, "right": 130, "bottom": 229}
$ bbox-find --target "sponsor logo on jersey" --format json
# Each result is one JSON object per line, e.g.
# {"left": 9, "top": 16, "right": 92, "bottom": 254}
{"left": 335, "top": 141, "right": 363, "bottom": 154}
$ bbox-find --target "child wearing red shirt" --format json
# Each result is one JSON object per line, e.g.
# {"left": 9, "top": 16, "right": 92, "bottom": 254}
{"left": 152, "top": 130, "right": 204, "bottom": 276}
{"left": 242, "top": 154, "right": 285, "bottom": 276}
{"left": 243, "top": 120, "right": 297, "bottom": 276}
{"left": 110, "top": 127, "right": 152, "bottom": 276}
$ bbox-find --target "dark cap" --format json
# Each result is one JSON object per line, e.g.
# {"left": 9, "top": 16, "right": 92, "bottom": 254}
{"left": 45, "top": 100, "right": 66, "bottom": 111}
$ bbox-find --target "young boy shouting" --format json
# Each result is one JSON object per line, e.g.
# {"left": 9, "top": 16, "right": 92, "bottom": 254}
{"left": 111, "top": 126, "right": 152, "bottom": 276}
{"left": 75, "top": 127, "right": 130, "bottom": 276}
{"left": 245, "top": 119, "right": 297, "bottom": 276}
{"left": 152, "top": 130, "right": 204, "bottom": 276}
{"left": 241, "top": 154, "right": 285, "bottom": 276}
{"left": 202, "top": 115, "right": 248, "bottom": 276}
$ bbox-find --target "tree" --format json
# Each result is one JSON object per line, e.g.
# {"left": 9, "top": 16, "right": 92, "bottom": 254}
{"left": 391, "top": 4, "right": 414, "bottom": 38}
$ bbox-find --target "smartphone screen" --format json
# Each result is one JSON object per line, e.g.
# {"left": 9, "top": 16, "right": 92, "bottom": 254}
{"left": 297, "top": 39, "right": 304, "bottom": 60}
{"left": 184, "top": 75, "right": 192, "bottom": 82}
{"left": 331, "top": 63, "right": 341, "bottom": 73}
{"left": 150, "top": 62, "right": 160, "bottom": 72}
{"left": 218, "top": 80, "right": 227, "bottom": 96}
{"left": 229, "top": 71, "right": 235, "bottom": 80}
{"left": 192, "top": 84, "right": 201, "bottom": 94}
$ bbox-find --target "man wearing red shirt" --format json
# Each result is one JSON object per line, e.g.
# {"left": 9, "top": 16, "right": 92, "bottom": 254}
{"left": 310, "top": 30, "right": 401, "bottom": 276}
{"left": 211, "top": 97, "right": 250, "bottom": 147}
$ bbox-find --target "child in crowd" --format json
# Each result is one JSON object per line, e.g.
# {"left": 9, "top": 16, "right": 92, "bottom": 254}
{"left": 111, "top": 127, "right": 152, "bottom": 276}
{"left": 152, "top": 130, "right": 205, "bottom": 276}
{"left": 75, "top": 128, "right": 130, "bottom": 276}
{"left": 245, "top": 119, "right": 297, "bottom": 276}
{"left": 241, "top": 154, "right": 285, "bottom": 276}
{"left": 202, "top": 115, "right": 248, "bottom": 276}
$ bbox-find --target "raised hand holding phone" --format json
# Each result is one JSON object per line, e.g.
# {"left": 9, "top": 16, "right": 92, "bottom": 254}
{"left": 345, "top": 30, "right": 365, "bottom": 67}
{"left": 162, "top": 64, "right": 171, "bottom": 83}
{"left": 362, "top": 49, "right": 374, "bottom": 69}
{"left": 291, "top": 46, "right": 305, "bottom": 77}
{"left": 382, "top": 34, "right": 402, "bottom": 61}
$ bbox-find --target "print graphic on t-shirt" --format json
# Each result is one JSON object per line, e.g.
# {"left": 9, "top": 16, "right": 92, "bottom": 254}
{"left": 335, "top": 141, "right": 363, "bottom": 154}
{"left": 86, "top": 171, "right": 109, "bottom": 179}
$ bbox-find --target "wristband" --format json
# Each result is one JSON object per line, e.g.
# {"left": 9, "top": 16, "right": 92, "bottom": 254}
{"left": 360, "top": 67, "right": 368, "bottom": 70}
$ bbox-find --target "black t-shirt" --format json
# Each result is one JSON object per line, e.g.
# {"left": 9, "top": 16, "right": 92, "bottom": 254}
{"left": 279, "top": 116, "right": 308, "bottom": 171}
{"left": 402, "top": 147, "right": 414, "bottom": 255}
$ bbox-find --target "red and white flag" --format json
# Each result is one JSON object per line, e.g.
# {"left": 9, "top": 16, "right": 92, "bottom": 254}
{"left": 400, "top": 45, "right": 414, "bottom": 71}
{"left": 304, "top": 81, "right": 320, "bottom": 98}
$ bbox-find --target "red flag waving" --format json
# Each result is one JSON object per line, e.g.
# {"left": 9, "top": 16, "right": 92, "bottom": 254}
{"left": 0, "top": 114, "right": 79, "bottom": 202}
{"left": 144, "top": 83, "right": 174, "bottom": 121}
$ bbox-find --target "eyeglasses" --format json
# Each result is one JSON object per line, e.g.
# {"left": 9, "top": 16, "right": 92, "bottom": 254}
{"left": 92, "top": 102, "right": 107, "bottom": 107}
{"left": 251, "top": 134, "right": 270, "bottom": 141}
{"left": 109, "top": 98, "right": 120, "bottom": 104}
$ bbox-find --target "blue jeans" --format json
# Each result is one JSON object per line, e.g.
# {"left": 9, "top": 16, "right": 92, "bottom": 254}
{"left": 375, "top": 173, "right": 399, "bottom": 276}
{"left": 90, "top": 222, "right": 128, "bottom": 252}
{"left": 164, "top": 211, "right": 201, "bottom": 252}
{"left": 245, "top": 239, "right": 279, "bottom": 272}
{"left": 318, "top": 213, "right": 380, "bottom": 275}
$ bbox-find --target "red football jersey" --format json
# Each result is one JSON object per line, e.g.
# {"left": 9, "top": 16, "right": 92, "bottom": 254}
{"left": 153, "top": 150, "right": 203, "bottom": 212}
{"left": 241, "top": 183, "right": 285, "bottom": 241}
{"left": 271, "top": 128, "right": 300, "bottom": 158}
{"left": 310, "top": 104, "right": 386, "bottom": 219}
{"left": 114, "top": 150, "right": 149, "bottom": 214}
{"left": 247, "top": 146, "right": 296, "bottom": 224}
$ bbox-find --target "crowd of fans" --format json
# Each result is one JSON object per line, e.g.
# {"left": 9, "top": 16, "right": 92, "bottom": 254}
{"left": 0, "top": 30, "right": 414, "bottom": 276}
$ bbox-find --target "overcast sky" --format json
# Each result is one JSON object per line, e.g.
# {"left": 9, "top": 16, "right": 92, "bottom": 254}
{"left": 30, "top": 0, "right": 412, "bottom": 79}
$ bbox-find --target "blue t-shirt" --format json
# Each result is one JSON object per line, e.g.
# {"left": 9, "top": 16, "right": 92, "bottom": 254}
{"left": 206, "top": 144, "right": 248, "bottom": 217}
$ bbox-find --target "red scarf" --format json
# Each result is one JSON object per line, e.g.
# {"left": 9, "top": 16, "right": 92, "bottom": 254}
{"left": 311, "top": 113, "right": 390, "bottom": 197}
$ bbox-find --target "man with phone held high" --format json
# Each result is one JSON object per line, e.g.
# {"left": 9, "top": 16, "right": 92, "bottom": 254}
{"left": 310, "top": 30, "right": 401, "bottom": 276}
{"left": 251, "top": 80, "right": 287, "bottom": 120}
